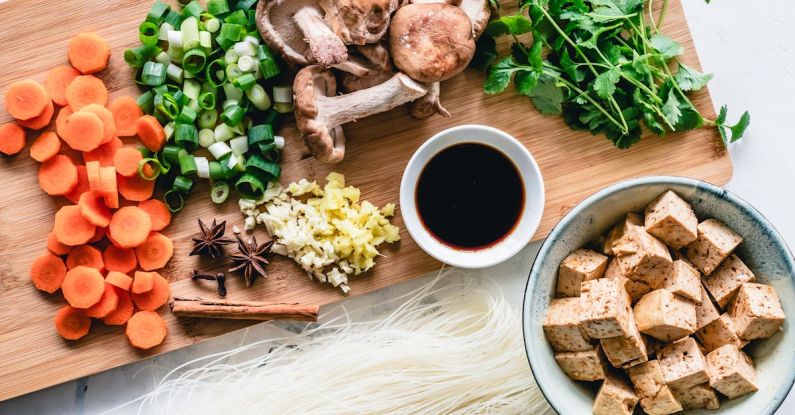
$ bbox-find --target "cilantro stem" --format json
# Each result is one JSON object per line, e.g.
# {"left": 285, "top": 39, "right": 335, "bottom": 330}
{"left": 541, "top": 67, "right": 625, "bottom": 131}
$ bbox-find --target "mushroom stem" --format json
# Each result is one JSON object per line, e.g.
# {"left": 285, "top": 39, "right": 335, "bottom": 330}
{"left": 411, "top": 82, "right": 451, "bottom": 119}
{"left": 318, "top": 73, "right": 427, "bottom": 127}
{"left": 292, "top": 7, "right": 348, "bottom": 67}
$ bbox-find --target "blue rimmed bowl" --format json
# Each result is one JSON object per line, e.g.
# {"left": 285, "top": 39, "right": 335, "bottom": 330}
{"left": 522, "top": 176, "right": 795, "bottom": 414}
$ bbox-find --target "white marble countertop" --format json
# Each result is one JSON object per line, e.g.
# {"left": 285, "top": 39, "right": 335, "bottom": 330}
{"left": 2, "top": 1, "right": 795, "bottom": 413}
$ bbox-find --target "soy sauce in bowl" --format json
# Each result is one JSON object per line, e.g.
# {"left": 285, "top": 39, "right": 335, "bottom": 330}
{"left": 416, "top": 142, "right": 525, "bottom": 251}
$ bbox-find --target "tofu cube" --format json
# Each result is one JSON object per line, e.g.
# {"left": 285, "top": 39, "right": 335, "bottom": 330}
{"left": 672, "top": 383, "right": 720, "bottom": 410}
{"left": 695, "top": 284, "right": 721, "bottom": 331}
{"left": 605, "top": 259, "right": 653, "bottom": 303}
{"left": 703, "top": 254, "right": 756, "bottom": 309}
{"left": 686, "top": 219, "right": 743, "bottom": 275}
{"left": 556, "top": 248, "right": 609, "bottom": 297}
{"left": 706, "top": 344, "right": 759, "bottom": 399}
{"left": 554, "top": 346, "right": 609, "bottom": 381}
{"left": 593, "top": 373, "right": 639, "bottom": 415}
{"left": 696, "top": 313, "right": 744, "bottom": 352}
{"left": 543, "top": 298, "right": 593, "bottom": 352}
{"left": 634, "top": 289, "right": 697, "bottom": 342}
{"left": 628, "top": 360, "right": 683, "bottom": 415}
{"left": 729, "top": 282, "right": 786, "bottom": 340}
{"left": 613, "top": 226, "right": 672, "bottom": 287}
{"left": 662, "top": 259, "right": 702, "bottom": 303}
{"left": 644, "top": 190, "right": 699, "bottom": 249}
{"left": 603, "top": 212, "right": 643, "bottom": 255}
{"left": 658, "top": 337, "right": 710, "bottom": 389}
{"left": 600, "top": 312, "right": 649, "bottom": 368}
{"left": 579, "top": 278, "right": 633, "bottom": 339}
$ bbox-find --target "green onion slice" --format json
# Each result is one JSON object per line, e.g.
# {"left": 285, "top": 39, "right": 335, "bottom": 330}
{"left": 247, "top": 124, "right": 274, "bottom": 146}
{"left": 179, "top": 153, "right": 198, "bottom": 175}
{"left": 221, "top": 105, "right": 246, "bottom": 126}
{"left": 163, "top": 189, "right": 185, "bottom": 212}
{"left": 181, "top": 0, "right": 203, "bottom": 18}
{"left": 198, "top": 91, "right": 216, "bottom": 110}
{"left": 245, "top": 154, "right": 281, "bottom": 181}
{"left": 136, "top": 91, "right": 155, "bottom": 115}
{"left": 175, "top": 123, "right": 199, "bottom": 151}
{"left": 173, "top": 175, "right": 194, "bottom": 194}
{"left": 153, "top": 93, "right": 179, "bottom": 120}
{"left": 138, "top": 158, "right": 163, "bottom": 181}
{"left": 142, "top": 62, "right": 167, "bottom": 86}
{"left": 177, "top": 106, "right": 198, "bottom": 124}
{"left": 139, "top": 21, "right": 160, "bottom": 46}
{"left": 207, "top": 0, "right": 230, "bottom": 15}
{"left": 124, "top": 44, "right": 161, "bottom": 68}
{"left": 210, "top": 181, "right": 230, "bottom": 204}
{"left": 235, "top": 173, "right": 266, "bottom": 200}
{"left": 204, "top": 59, "right": 227, "bottom": 88}
{"left": 146, "top": 0, "right": 171, "bottom": 24}
{"left": 182, "top": 48, "right": 207, "bottom": 74}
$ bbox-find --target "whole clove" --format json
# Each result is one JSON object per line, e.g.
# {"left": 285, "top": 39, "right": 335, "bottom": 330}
{"left": 191, "top": 270, "right": 227, "bottom": 297}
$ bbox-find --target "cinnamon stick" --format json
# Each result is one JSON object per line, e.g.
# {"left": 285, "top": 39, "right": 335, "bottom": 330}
{"left": 170, "top": 297, "right": 319, "bottom": 322}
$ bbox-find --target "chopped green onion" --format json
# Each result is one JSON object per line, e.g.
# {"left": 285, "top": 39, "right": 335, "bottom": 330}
{"left": 230, "top": 135, "right": 249, "bottom": 155}
{"left": 175, "top": 123, "right": 199, "bottom": 150}
{"left": 158, "top": 22, "right": 174, "bottom": 41}
{"left": 244, "top": 35, "right": 260, "bottom": 46}
{"left": 167, "top": 30, "right": 183, "bottom": 49}
{"left": 214, "top": 123, "right": 234, "bottom": 142}
{"left": 210, "top": 181, "right": 230, "bottom": 203}
{"left": 139, "top": 21, "right": 160, "bottom": 46}
{"left": 163, "top": 121, "right": 176, "bottom": 140}
{"left": 207, "top": 0, "right": 230, "bottom": 15}
{"left": 124, "top": 44, "right": 161, "bottom": 68}
{"left": 237, "top": 55, "right": 256, "bottom": 72}
{"left": 235, "top": 0, "right": 257, "bottom": 10}
{"left": 198, "top": 91, "right": 216, "bottom": 110}
{"left": 142, "top": 62, "right": 167, "bottom": 86}
{"left": 138, "top": 158, "right": 163, "bottom": 180}
{"left": 256, "top": 45, "right": 281, "bottom": 79}
{"left": 222, "top": 99, "right": 238, "bottom": 110}
{"left": 195, "top": 156, "right": 210, "bottom": 178}
{"left": 166, "top": 63, "right": 184, "bottom": 83}
{"left": 163, "top": 10, "right": 184, "bottom": 28}
{"left": 247, "top": 124, "right": 274, "bottom": 146}
{"left": 235, "top": 173, "right": 266, "bottom": 199}
{"left": 181, "top": 16, "right": 200, "bottom": 51}
{"left": 221, "top": 104, "right": 245, "bottom": 125}
{"left": 233, "top": 40, "right": 256, "bottom": 57}
{"left": 186, "top": 99, "right": 200, "bottom": 114}
{"left": 181, "top": 0, "right": 203, "bottom": 18}
{"left": 205, "top": 17, "right": 221, "bottom": 33}
{"left": 209, "top": 161, "right": 226, "bottom": 179}
{"left": 222, "top": 82, "right": 243, "bottom": 101}
{"left": 164, "top": 189, "right": 185, "bottom": 212}
{"left": 179, "top": 153, "right": 198, "bottom": 175}
{"left": 245, "top": 153, "right": 281, "bottom": 181}
{"left": 273, "top": 85, "right": 293, "bottom": 113}
{"left": 208, "top": 141, "right": 232, "bottom": 159}
{"left": 274, "top": 135, "right": 285, "bottom": 150}
{"left": 199, "top": 128, "right": 216, "bottom": 147}
{"left": 172, "top": 90, "right": 189, "bottom": 107}
{"left": 224, "top": 48, "right": 239, "bottom": 65}
{"left": 177, "top": 106, "right": 198, "bottom": 124}
{"left": 225, "top": 10, "right": 248, "bottom": 26}
{"left": 183, "top": 79, "right": 201, "bottom": 100}
{"left": 225, "top": 63, "right": 243, "bottom": 81}
{"left": 245, "top": 84, "right": 271, "bottom": 110}
{"left": 218, "top": 23, "right": 244, "bottom": 49}
{"left": 155, "top": 51, "right": 171, "bottom": 66}
{"left": 146, "top": 0, "right": 171, "bottom": 24}
{"left": 137, "top": 91, "right": 155, "bottom": 114}
{"left": 199, "top": 31, "right": 212, "bottom": 50}
{"left": 162, "top": 145, "right": 182, "bottom": 164}
{"left": 173, "top": 175, "right": 194, "bottom": 193}
{"left": 226, "top": 153, "right": 243, "bottom": 171}
{"left": 182, "top": 48, "right": 207, "bottom": 74}
{"left": 198, "top": 109, "right": 218, "bottom": 129}
{"left": 154, "top": 93, "right": 179, "bottom": 120}
{"left": 232, "top": 73, "right": 256, "bottom": 91}
{"left": 205, "top": 59, "right": 227, "bottom": 87}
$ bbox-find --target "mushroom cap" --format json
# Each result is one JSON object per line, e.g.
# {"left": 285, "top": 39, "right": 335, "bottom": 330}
{"left": 321, "top": 0, "right": 399, "bottom": 45}
{"left": 340, "top": 43, "right": 395, "bottom": 92}
{"left": 257, "top": 0, "right": 313, "bottom": 65}
{"left": 388, "top": 3, "right": 476, "bottom": 83}
{"left": 293, "top": 66, "right": 346, "bottom": 162}
{"left": 459, "top": 0, "right": 491, "bottom": 39}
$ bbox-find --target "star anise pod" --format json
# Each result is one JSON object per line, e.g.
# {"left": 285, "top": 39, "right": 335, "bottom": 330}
{"left": 190, "top": 219, "right": 235, "bottom": 259}
{"left": 229, "top": 235, "right": 273, "bottom": 287}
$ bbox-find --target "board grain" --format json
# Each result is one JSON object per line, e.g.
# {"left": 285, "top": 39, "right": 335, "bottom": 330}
{"left": 0, "top": 0, "right": 731, "bottom": 400}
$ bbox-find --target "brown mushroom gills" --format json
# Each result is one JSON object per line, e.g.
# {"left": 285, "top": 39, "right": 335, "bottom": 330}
{"left": 321, "top": 0, "right": 399, "bottom": 45}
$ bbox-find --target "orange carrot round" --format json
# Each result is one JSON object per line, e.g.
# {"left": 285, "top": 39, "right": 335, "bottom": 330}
{"left": 47, "top": 231, "right": 73, "bottom": 256}
{"left": 5, "top": 80, "right": 50, "bottom": 120}
{"left": 103, "top": 288, "right": 134, "bottom": 325}
{"left": 109, "top": 206, "right": 152, "bottom": 248}
{"left": 131, "top": 271, "right": 170, "bottom": 311}
{"left": 55, "top": 305, "right": 91, "bottom": 340}
{"left": 66, "top": 244, "right": 105, "bottom": 271}
{"left": 45, "top": 65, "right": 81, "bottom": 106}
{"left": 80, "top": 103, "right": 116, "bottom": 144}
{"left": 136, "top": 115, "right": 166, "bottom": 152}
{"left": 108, "top": 97, "right": 143, "bottom": 137}
{"left": 138, "top": 199, "right": 171, "bottom": 231}
{"left": 83, "top": 136, "right": 121, "bottom": 167}
{"left": 86, "top": 160, "right": 102, "bottom": 191}
{"left": 85, "top": 283, "right": 119, "bottom": 318}
{"left": 65, "top": 165, "right": 89, "bottom": 203}
{"left": 65, "top": 75, "right": 108, "bottom": 110}
{"left": 38, "top": 154, "right": 78, "bottom": 196}
{"left": 113, "top": 147, "right": 143, "bottom": 177}
{"left": 118, "top": 173, "right": 154, "bottom": 202}
{"left": 90, "top": 226, "right": 106, "bottom": 243}
{"left": 100, "top": 166, "right": 119, "bottom": 209}
{"left": 62, "top": 265, "right": 105, "bottom": 308}
{"left": 104, "top": 246, "right": 137, "bottom": 275}
{"left": 55, "top": 106, "right": 73, "bottom": 138}
{"left": 54, "top": 205, "right": 96, "bottom": 246}
{"left": 135, "top": 232, "right": 173, "bottom": 271}
{"left": 105, "top": 271, "right": 133, "bottom": 291}
{"left": 0, "top": 122, "right": 26, "bottom": 155}
{"left": 126, "top": 310, "right": 167, "bottom": 349}
{"left": 30, "top": 131, "right": 61, "bottom": 162}
{"left": 18, "top": 101, "right": 55, "bottom": 130}
{"left": 30, "top": 252, "right": 67, "bottom": 293}
{"left": 62, "top": 111, "right": 104, "bottom": 152}
{"left": 78, "top": 190, "right": 112, "bottom": 228}
{"left": 132, "top": 270, "right": 155, "bottom": 294}
{"left": 68, "top": 32, "right": 110, "bottom": 75}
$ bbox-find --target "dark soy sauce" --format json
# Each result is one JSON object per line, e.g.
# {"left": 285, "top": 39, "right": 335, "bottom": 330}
{"left": 416, "top": 142, "right": 524, "bottom": 251}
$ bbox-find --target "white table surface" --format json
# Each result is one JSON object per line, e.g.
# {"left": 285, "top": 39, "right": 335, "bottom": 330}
{"left": 2, "top": 1, "right": 795, "bottom": 413}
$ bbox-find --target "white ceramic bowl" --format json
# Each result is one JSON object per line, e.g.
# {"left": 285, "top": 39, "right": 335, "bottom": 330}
{"left": 400, "top": 125, "right": 544, "bottom": 268}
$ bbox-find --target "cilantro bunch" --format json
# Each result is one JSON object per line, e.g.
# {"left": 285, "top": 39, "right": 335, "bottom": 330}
{"left": 474, "top": 0, "right": 749, "bottom": 148}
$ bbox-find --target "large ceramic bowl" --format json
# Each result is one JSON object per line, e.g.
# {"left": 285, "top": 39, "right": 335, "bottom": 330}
{"left": 523, "top": 176, "right": 795, "bottom": 414}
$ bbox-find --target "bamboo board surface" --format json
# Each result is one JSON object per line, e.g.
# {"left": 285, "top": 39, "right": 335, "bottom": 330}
{"left": 0, "top": 0, "right": 731, "bottom": 401}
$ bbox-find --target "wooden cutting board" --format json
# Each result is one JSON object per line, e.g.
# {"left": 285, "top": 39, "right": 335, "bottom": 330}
{"left": 0, "top": 0, "right": 731, "bottom": 401}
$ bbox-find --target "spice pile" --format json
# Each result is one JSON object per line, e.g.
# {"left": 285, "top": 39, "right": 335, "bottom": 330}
{"left": 3, "top": 32, "right": 174, "bottom": 349}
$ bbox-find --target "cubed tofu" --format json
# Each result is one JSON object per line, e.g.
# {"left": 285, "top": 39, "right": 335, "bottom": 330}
{"left": 543, "top": 298, "right": 593, "bottom": 352}
{"left": 658, "top": 337, "right": 710, "bottom": 389}
{"left": 628, "top": 360, "right": 683, "bottom": 415}
{"left": 672, "top": 383, "right": 720, "bottom": 410}
{"left": 554, "top": 346, "right": 609, "bottom": 381}
{"left": 703, "top": 254, "right": 756, "bottom": 309}
{"left": 556, "top": 248, "right": 609, "bottom": 297}
{"left": 696, "top": 313, "right": 744, "bottom": 352}
{"left": 593, "top": 373, "right": 639, "bottom": 415}
{"left": 729, "top": 282, "right": 786, "bottom": 340}
{"left": 644, "top": 190, "right": 699, "bottom": 249}
{"left": 613, "top": 226, "right": 672, "bottom": 287}
{"left": 662, "top": 259, "right": 702, "bottom": 303}
{"left": 695, "top": 284, "right": 721, "bottom": 331}
{"left": 603, "top": 212, "right": 643, "bottom": 255}
{"left": 580, "top": 278, "right": 633, "bottom": 339}
{"left": 706, "top": 344, "right": 759, "bottom": 399}
{"left": 634, "top": 289, "right": 697, "bottom": 342}
{"left": 685, "top": 219, "right": 743, "bottom": 275}
{"left": 601, "top": 312, "right": 649, "bottom": 368}
{"left": 604, "top": 259, "right": 653, "bottom": 303}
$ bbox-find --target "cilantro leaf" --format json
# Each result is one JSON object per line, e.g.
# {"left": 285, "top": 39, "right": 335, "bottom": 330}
{"left": 593, "top": 67, "right": 621, "bottom": 99}
{"left": 674, "top": 63, "right": 713, "bottom": 91}
{"left": 661, "top": 90, "right": 682, "bottom": 126}
{"left": 729, "top": 111, "right": 751, "bottom": 142}
{"left": 716, "top": 104, "right": 728, "bottom": 124}
{"left": 527, "top": 75, "right": 564, "bottom": 115}
{"left": 484, "top": 57, "right": 522, "bottom": 94}
{"left": 515, "top": 70, "right": 541, "bottom": 95}
{"left": 650, "top": 34, "right": 683, "bottom": 58}
{"left": 716, "top": 108, "right": 751, "bottom": 144}
{"left": 559, "top": 49, "right": 585, "bottom": 82}
{"left": 485, "top": 15, "right": 533, "bottom": 37}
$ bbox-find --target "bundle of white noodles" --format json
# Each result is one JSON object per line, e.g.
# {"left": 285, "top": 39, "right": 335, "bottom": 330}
{"left": 112, "top": 270, "right": 551, "bottom": 415}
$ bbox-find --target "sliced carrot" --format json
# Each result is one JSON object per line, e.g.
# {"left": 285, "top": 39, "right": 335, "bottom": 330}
{"left": 66, "top": 245, "right": 104, "bottom": 271}
{"left": 132, "top": 271, "right": 155, "bottom": 294}
{"left": 64, "top": 75, "right": 107, "bottom": 110}
{"left": 64, "top": 165, "right": 89, "bottom": 203}
{"left": 68, "top": 32, "right": 110, "bottom": 75}
{"left": 105, "top": 271, "right": 133, "bottom": 291}
{"left": 77, "top": 190, "right": 112, "bottom": 228}
{"left": 136, "top": 115, "right": 165, "bottom": 152}
{"left": 89, "top": 226, "right": 106, "bottom": 243}
{"left": 118, "top": 173, "right": 154, "bottom": 202}
{"left": 100, "top": 166, "right": 119, "bottom": 208}
{"left": 135, "top": 233, "right": 173, "bottom": 271}
{"left": 80, "top": 103, "right": 115, "bottom": 144}
{"left": 131, "top": 271, "right": 170, "bottom": 311}
{"left": 30, "top": 252, "right": 67, "bottom": 293}
{"left": 86, "top": 160, "right": 102, "bottom": 192}
{"left": 53, "top": 205, "right": 96, "bottom": 246}
{"left": 55, "top": 305, "right": 91, "bottom": 340}
{"left": 103, "top": 245, "right": 137, "bottom": 274}
{"left": 18, "top": 101, "right": 55, "bottom": 130}
{"left": 113, "top": 147, "right": 143, "bottom": 177}
{"left": 5, "top": 80, "right": 49, "bottom": 120}
{"left": 55, "top": 106, "right": 73, "bottom": 138}
{"left": 47, "top": 231, "right": 73, "bottom": 256}
{"left": 0, "top": 122, "right": 26, "bottom": 156}
{"left": 138, "top": 199, "right": 171, "bottom": 231}
{"left": 126, "top": 310, "right": 167, "bottom": 349}
{"left": 62, "top": 265, "right": 105, "bottom": 308}
{"left": 85, "top": 283, "right": 119, "bottom": 318}
{"left": 30, "top": 131, "right": 61, "bottom": 162}
{"left": 108, "top": 206, "right": 152, "bottom": 248}
{"left": 38, "top": 154, "right": 78, "bottom": 196}
{"left": 102, "top": 288, "right": 134, "bottom": 325}
{"left": 108, "top": 97, "right": 143, "bottom": 137}
{"left": 106, "top": 230, "right": 123, "bottom": 248}
{"left": 61, "top": 111, "right": 104, "bottom": 152}
{"left": 83, "top": 136, "right": 122, "bottom": 167}
{"left": 45, "top": 65, "right": 81, "bottom": 106}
